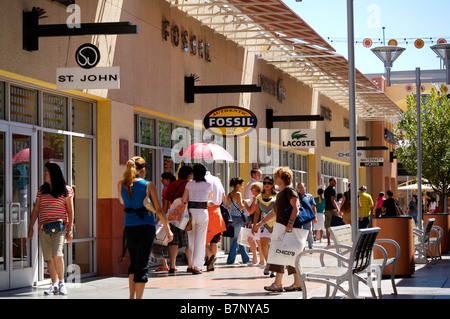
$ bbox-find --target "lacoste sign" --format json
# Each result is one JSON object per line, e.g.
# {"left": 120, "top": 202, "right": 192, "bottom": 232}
{"left": 281, "top": 129, "right": 317, "bottom": 149}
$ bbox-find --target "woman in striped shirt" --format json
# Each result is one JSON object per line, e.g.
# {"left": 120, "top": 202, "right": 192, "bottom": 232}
{"left": 28, "top": 162, "right": 74, "bottom": 296}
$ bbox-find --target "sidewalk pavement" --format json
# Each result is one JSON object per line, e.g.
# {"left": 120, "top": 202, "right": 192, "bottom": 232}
{"left": 1, "top": 240, "right": 450, "bottom": 300}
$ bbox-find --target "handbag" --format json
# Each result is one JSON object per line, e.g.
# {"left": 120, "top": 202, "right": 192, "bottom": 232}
{"left": 143, "top": 182, "right": 156, "bottom": 216}
{"left": 222, "top": 224, "right": 234, "bottom": 238}
{"left": 284, "top": 190, "right": 315, "bottom": 228}
{"left": 42, "top": 220, "right": 65, "bottom": 235}
{"left": 330, "top": 215, "right": 345, "bottom": 227}
{"left": 267, "top": 222, "right": 309, "bottom": 267}
{"left": 220, "top": 203, "right": 233, "bottom": 227}
{"left": 154, "top": 221, "right": 170, "bottom": 246}
{"left": 340, "top": 197, "right": 350, "bottom": 213}
{"left": 184, "top": 213, "right": 193, "bottom": 231}
{"left": 166, "top": 198, "right": 190, "bottom": 230}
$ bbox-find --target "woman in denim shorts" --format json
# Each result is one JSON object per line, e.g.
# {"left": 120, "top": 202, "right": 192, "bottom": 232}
{"left": 28, "top": 162, "right": 74, "bottom": 296}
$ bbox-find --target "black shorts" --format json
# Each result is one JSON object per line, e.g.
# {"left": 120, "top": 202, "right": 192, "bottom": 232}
{"left": 210, "top": 232, "right": 222, "bottom": 244}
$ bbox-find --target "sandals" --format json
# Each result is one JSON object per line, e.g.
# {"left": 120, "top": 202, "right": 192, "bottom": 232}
{"left": 154, "top": 267, "right": 169, "bottom": 272}
{"left": 284, "top": 283, "right": 302, "bottom": 292}
{"left": 264, "top": 283, "right": 283, "bottom": 292}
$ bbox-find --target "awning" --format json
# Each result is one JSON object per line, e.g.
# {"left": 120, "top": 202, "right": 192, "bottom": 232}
{"left": 167, "top": 0, "right": 402, "bottom": 123}
{"left": 398, "top": 183, "right": 434, "bottom": 191}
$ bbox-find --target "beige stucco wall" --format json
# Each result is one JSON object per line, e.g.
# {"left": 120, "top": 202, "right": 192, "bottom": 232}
{"left": 0, "top": 0, "right": 369, "bottom": 197}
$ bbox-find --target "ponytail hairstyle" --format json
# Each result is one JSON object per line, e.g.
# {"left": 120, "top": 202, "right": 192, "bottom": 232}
{"left": 122, "top": 156, "right": 146, "bottom": 198}
{"left": 229, "top": 177, "right": 244, "bottom": 188}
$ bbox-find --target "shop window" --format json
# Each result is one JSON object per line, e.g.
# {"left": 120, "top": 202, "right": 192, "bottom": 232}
{"left": 139, "top": 147, "right": 154, "bottom": 182}
{"left": 288, "top": 153, "right": 294, "bottom": 168}
{"left": 281, "top": 151, "right": 288, "bottom": 166}
{"left": 139, "top": 117, "right": 154, "bottom": 146}
{"left": 43, "top": 93, "right": 67, "bottom": 130}
{"left": 72, "top": 136, "right": 92, "bottom": 239}
{"left": 10, "top": 85, "right": 37, "bottom": 125}
{"left": 158, "top": 121, "right": 171, "bottom": 148}
{"left": 42, "top": 132, "right": 65, "bottom": 166}
{"left": 72, "top": 99, "right": 92, "bottom": 135}
{"left": 0, "top": 81, "right": 5, "bottom": 119}
{"left": 0, "top": 133, "right": 4, "bottom": 271}
{"left": 71, "top": 136, "right": 94, "bottom": 274}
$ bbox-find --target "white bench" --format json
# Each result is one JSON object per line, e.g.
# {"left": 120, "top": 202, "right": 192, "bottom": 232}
{"left": 329, "top": 224, "right": 400, "bottom": 298}
{"left": 295, "top": 227, "right": 380, "bottom": 299}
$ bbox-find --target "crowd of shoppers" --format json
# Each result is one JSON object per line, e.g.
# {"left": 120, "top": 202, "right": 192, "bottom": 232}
{"left": 30, "top": 152, "right": 435, "bottom": 298}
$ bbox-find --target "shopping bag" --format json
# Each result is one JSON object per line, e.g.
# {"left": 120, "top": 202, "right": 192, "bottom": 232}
{"left": 237, "top": 227, "right": 252, "bottom": 247}
{"left": 166, "top": 198, "right": 190, "bottom": 230}
{"left": 267, "top": 222, "right": 309, "bottom": 267}
{"left": 154, "top": 221, "right": 170, "bottom": 246}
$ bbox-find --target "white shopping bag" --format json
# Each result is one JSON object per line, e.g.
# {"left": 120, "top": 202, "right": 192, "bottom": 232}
{"left": 237, "top": 227, "right": 252, "bottom": 247}
{"left": 166, "top": 198, "right": 190, "bottom": 230}
{"left": 267, "top": 222, "right": 309, "bottom": 267}
{"left": 154, "top": 221, "right": 170, "bottom": 246}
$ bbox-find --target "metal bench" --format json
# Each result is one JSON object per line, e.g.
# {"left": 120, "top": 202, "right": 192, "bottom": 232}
{"left": 295, "top": 227, "right": 380, "bottom": 299}
{"left": 329, "top": 224, "right": 400, "bottom": 298}
{"left": 413, "top": 218, "right": 435, "bottom": 267}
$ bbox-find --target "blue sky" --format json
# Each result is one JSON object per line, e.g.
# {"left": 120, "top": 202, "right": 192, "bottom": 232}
{"left": 283, "top": 0, "right": 450, "bottom": 75}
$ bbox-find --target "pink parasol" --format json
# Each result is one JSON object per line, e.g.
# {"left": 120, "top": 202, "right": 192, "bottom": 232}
{"left": 178, "top": 143, "right": 234, "bottom": 162}
{"left": 12, "top": 147, "right": 60, "bottom": 164}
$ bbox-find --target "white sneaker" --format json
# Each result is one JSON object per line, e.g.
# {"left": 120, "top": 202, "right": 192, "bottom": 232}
{"left": 58, "top": 283, "right": 68, "bottom": 295}
{"left": 44, "top": 284, "right": 58, "bottom": 295}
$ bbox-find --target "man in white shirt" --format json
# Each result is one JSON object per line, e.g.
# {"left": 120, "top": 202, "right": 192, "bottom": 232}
{"left": 244, "top": 169, "right": 262, "bottom": 201}
{"left": 205, "top": 171, "right": 227, "bottom": 271}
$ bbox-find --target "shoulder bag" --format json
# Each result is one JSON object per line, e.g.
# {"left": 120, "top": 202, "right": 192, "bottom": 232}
{"left": 284, "top": 189, "right": 316, "bottom": 228}
{"left": 340, "top": 194, "right": 350, "bottom": 213}
{"left": 143, "top": 182, "right": 156, "bottom": 216}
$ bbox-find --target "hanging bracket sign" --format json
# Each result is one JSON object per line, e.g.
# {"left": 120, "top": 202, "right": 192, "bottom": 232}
{"left": 56, "top": 43, "right": 120, "bottom": 89}
{"left": 56, "top": 66, "right": 120, "bottom": 89}
{"left": 281, "top": 129, "right": 317, "bottom": 149}
{"left": 360, "top": 157, "right": 384, "bottom": 167}
{"left": 203, "top": 106, "right": 257, "bottom": 137}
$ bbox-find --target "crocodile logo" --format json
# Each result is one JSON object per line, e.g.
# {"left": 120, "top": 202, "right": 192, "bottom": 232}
{"left": 291, "top": 131, "right": 307, "bottom": 139}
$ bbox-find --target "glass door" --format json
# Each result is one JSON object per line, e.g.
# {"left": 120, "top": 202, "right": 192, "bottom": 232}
{"left": 0, "top": 128, "right": 6, "bottom": 290}
{"left": 0, "top": 124, "right": 37, "bottom": 290}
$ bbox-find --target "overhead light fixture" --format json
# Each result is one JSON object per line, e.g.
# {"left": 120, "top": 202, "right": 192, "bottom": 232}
{"left": 371, "top": 45, "right": 406, "bottom": 87}
{"left": 430, "top": 43, "right": 450, "bottom": 84}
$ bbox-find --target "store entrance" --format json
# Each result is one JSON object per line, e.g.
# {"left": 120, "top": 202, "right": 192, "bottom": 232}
{"left": 0, "top": 124, "right": 37, "bottom": 290}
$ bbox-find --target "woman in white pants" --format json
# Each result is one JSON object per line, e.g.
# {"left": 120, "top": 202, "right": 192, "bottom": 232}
{"left": 182, "top": 164, "right": 213, "bottom": 274}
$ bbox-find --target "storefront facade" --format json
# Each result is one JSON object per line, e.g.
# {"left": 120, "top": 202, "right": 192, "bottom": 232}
{"left": 0, "top": 0, "right": 401, "bottom": 289}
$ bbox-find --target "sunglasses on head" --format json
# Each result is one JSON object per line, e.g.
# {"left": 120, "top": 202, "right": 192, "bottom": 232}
{"left": 263, "top": 181, "right": 273, "bottom": 185}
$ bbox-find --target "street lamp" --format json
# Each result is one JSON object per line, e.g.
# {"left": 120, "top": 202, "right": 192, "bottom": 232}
{"left": 371, "top": 43, "right": 422, "bottom": 228}
{"left": 371, "top": 46, "right": 406, "bottom": 87}
{"left": 430, "top": 43, "right": 450, "bottom": 84}
{"left": 370, "top": 43, "right": 448, "bottom": 230}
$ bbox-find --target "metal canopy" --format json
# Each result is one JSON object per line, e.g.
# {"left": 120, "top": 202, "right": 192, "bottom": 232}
{"left": 167, "top": 0, "right": 402, "bottom": 123}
